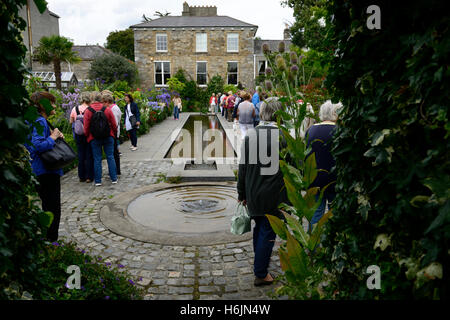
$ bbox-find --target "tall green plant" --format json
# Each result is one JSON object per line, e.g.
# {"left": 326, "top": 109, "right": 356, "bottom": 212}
{"left": 262, "top": 44, "right": 333, "bottom": 299}
{"left": 0, "top": 0, "right": 56, "bottom": 299}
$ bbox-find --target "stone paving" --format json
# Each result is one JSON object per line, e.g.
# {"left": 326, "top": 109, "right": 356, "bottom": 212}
{"left": 58, "top": 115, "right": 283, "bottom": 300}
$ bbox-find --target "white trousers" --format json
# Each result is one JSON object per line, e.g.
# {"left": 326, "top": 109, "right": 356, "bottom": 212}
{"left": 239, "top": 123, "right": 254, "bottom": 139}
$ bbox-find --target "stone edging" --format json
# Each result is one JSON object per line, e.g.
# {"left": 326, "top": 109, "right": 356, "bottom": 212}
{"left": 99, "top": 181, "right": 253, "bottom": 246}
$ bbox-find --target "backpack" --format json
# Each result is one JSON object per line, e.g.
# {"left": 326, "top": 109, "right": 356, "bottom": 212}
{"left": 73, "top": 106, "right": 85, "bottom": 136}
{"left": 88, "top": 106, "right": 110, "bottom": 139}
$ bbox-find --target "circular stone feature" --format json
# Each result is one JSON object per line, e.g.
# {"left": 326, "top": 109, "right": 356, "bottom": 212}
{"left": 127, "top": 185, "right": 237, "bottom": 234}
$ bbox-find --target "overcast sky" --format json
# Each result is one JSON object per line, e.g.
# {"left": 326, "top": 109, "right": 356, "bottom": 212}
{"left": 45, "top": 0, "right": 294, "bottom": 46}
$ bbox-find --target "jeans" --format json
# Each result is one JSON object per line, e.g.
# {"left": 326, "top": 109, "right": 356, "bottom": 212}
{"left": 310, "top": 189, "right": 336, "bottom": 226}
{"left": 90, "top": 136, "right": 117, "bottom": 184}
{"left": 128, "top": 128, "right": 138, "bottom": 147}
{"left": 36, "top": 173, "right": 61, "bottom": 242}
{"left": 113, "top": 138, "right": 121, "bottom": 175}
{"left": 253, "top": 215, "right": 276, "bottom": 279}
{"left": 75, "top": 134, "right": 94, "bottom": 181}
{"left": 174, "top": 106, "right": 180, "bottom": 119}
{"left": 221, "top": 105, "right": 225, "bottom": 117}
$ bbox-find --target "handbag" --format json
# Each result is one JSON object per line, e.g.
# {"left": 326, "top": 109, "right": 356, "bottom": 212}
{"left": 126, "top": 105, "right": 137, "bottom": 129}
{"left": 40, "top": 121, "right": 76, "bottom": 170}
{"left": 230, "top": 203, "right": 251, "bottom": 235}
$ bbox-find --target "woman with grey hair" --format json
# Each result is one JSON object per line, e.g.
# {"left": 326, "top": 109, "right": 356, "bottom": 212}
{"left": 237, "top": 96, "right": 289, "bottom": 286}
{"left": 306, "top": 100, "right": 342, "bottom": 227}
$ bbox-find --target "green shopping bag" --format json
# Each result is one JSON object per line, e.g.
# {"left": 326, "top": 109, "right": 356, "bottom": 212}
{"left": 230, "top": 203, "right": 251, "bottom": 235}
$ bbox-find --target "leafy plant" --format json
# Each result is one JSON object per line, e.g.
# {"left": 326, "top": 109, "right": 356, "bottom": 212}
{"left": 88, "top": 53, "right": 138, "bottom": 87}
{"left": 261, "top": 43, "right": 333, "bottom": 299}
{"left": 105, "top": 29, "right": 135, "bottom": 61}
{"left": 320, "top": 0, "right": 449, "bottom": 299}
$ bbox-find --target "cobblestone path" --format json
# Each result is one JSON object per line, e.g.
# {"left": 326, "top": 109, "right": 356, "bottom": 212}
{"left": 59, "top": 117, "right": 283, "bottom": 300}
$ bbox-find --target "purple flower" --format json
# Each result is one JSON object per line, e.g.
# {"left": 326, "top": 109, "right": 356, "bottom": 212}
{"left": 52, "top": 242, "right": 59, "bottom": 246}
{"left": 118, "top": 264, "right": 125, "bottom": 268}
{"left": 105, "top": 296, "right": 110, "bottom": 300}
{"left": 128, "top": 279, "right": 135, "bottom": 285}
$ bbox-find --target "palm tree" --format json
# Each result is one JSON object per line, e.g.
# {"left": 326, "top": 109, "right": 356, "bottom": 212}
{"left": 34, "top": 35, "right": 81, "bottom": 90}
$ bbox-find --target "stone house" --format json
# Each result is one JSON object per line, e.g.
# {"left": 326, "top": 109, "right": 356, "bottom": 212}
{"left": 132, "top": 2, "right": 290, "bottom": 90}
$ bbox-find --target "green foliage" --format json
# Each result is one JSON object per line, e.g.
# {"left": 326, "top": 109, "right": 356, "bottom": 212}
{"left": 166, "top": 77, "right": 186, "bottom": 94}
{"left": 30, "top": 241, "right": 144, "bottom": 300}
{"left": 321, "top": 0, "right": 449, "bottom": 299}
{"left": 105, "top": 29, "right": 134, "bottom": 61}
{"left": 207, "top": 74, "right": 225, "bottom": 96}
{"left": 172, "top": 69, "right": 208, "bottom": 111}
{"left": 25, "top": 75, "right": 48, "bottom": 96}
{"left": 0, "top": 0, "right": 58, "bottom": 300}
{"left": 34, "top": 35, "right": 81, "bottom": 90}
{"left": 88, "top": 53, "right": 138, "bottom": 87}
{"left": 223, "top": 84, "right": 238, "bottom": 94}
{"left": 261, "top": 39, "right": 333, "bottom": 299}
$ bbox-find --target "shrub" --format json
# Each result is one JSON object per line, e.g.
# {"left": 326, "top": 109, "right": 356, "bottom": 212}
{"left": 223, "top": 84, "right": 238, "bottom": 94}
{"left": 207, "top": 74, "right": 224, "bottom": 95}
{"left": 30, "top": 241, "right": 144, "bottom": 300}
{"left": 321, "top": 0, "right": 449, "bottom": 299}
{"left": 88, "top": 54, "right": 138, "bottom": 87}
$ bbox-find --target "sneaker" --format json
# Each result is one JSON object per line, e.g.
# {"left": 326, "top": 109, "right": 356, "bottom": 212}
{"left": 131, "top": 146, "right": 137, "bottom": 151}
{"left": 254, "top": 277, "right": 274, "bottom": 287}
{"left": 86, "top": 179, "right": 92, "bottom": 183}
{"left": 95, "top": 183, "right": 102, "bottom": 187}
{"left": 112, "top": 180, "right": 118, "bottom": 184}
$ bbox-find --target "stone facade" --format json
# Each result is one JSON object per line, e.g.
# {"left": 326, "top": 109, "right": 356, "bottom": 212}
{"left": 134, "top": 28, "right": 256, "bottom": 89}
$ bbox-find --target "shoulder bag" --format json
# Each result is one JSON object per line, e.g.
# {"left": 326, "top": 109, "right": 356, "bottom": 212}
{"left": 40, "top": 120, "right": 76, "bottom": 171}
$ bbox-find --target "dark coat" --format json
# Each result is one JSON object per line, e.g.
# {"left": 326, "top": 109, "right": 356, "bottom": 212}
{"left": 237, "top": 125, "right": 289, "bottom": 218}
{"left": 125, "top": 102, "right": 141, "bottom": 126}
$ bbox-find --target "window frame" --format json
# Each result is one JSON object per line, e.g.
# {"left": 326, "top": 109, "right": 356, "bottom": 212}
{"left": 227, "top": 61, "right": 238, "bottom": 85}
{"left": 227, "top": 33, "right": 239, "bottom": 53}
{"left": 196, "top": 33, "right": 208, "bottom": 53}
{"left": 154, "top": 61, "right": 171, "bottom": 87}
{"left": 156, "top": 33, "right": 168, "bottom": 52}
{"left": 196, "top": 61, "right": 208, "bottom": 87}
{"left": 258, "top": 60, "right": 268, "bottom": 77}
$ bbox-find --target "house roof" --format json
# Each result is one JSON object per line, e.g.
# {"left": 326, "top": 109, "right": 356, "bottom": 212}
{"left": 131, "top": 16, "right": 258, "bottom": 29}
{"left": 48, "top": 10, "right": 60, "bottom": 18}
{"left": 72, "top": 45, "right": 113, "bottom": 60}
{"left": 254, "top": 39, "right": 292, "bottom": 55}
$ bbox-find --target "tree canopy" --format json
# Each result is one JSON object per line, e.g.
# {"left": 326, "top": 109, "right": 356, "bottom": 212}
{"left": 105, "top": 29, "right": 134, "bottom": 61}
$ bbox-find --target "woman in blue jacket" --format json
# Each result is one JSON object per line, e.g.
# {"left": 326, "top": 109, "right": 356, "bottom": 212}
{"left": 124, "top": 94, "right": 141, "bottom": 151}
{"left": 25, "top": 92, "right": 64, "bottom": 242}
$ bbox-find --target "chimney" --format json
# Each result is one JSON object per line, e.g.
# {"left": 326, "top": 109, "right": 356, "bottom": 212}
{"left": 182, "top": 2, "right": 217, "bottom": 16}
{"left": 283, "top": 24, "right": 291, "bottom": 40}
{"left": 182, "top": 2, "right": 190, "bottom": 16}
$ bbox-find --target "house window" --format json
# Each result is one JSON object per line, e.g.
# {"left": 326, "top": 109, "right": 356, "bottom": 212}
{"left": 196, "top": 62, "right": 207, "bottom": 86}
{"left": 155, "top": 61, "right": 170, "bottom": 86}
{"left": 156, "top": 34, "right": 167, "bottom": 52}
{"left": 258, "top": 60, "right": 267, "bottom": 76}
{"left": 227, "top": 33, "right": 239, "bottom": 52}
{"left": 196, "top": 33, "right": 207, "bottom": 52}
{"left": 227, "top": 62, "right": 238, "bottom": 85}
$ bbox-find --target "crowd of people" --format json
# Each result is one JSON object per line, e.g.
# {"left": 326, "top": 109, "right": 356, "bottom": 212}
{"left": 25, "top": 90, "right": 141, "bottom": 241}
{"left": 25, "top": 86, "right": 341, "bottom": 289}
